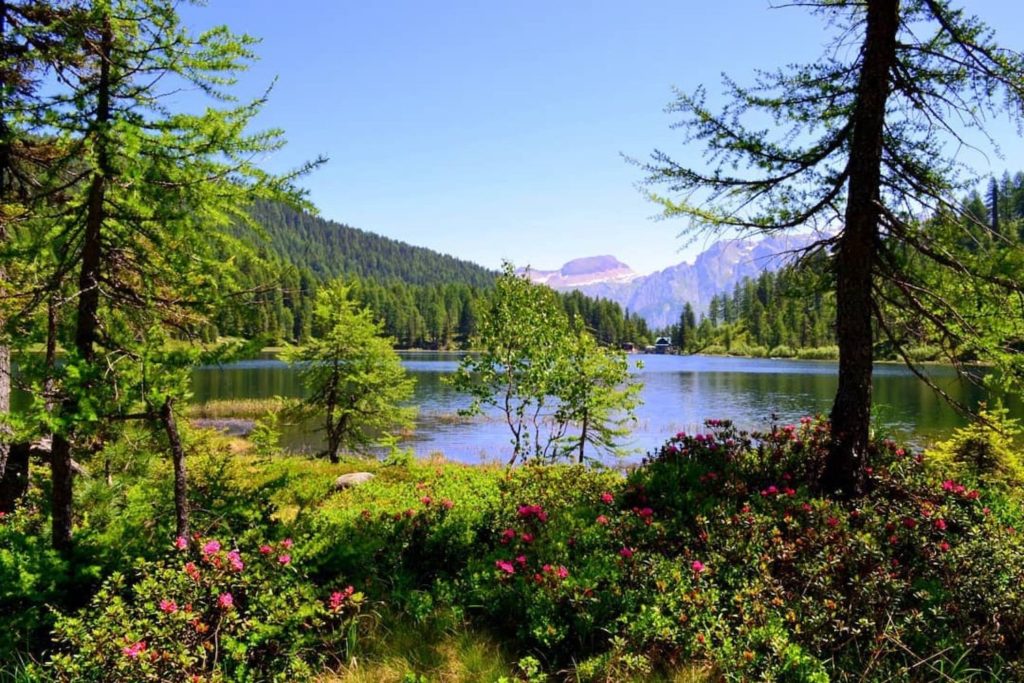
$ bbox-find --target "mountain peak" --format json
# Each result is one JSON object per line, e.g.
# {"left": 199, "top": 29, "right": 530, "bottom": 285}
{"left": 524, "top": 255, "right": 639, "bottom": 288}
{"left": 528, "top": 233, "right": 819, "bottom": 327}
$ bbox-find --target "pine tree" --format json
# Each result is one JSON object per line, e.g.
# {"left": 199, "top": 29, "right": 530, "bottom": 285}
{"left": 16, "top": 0, "right": 318, "bottom": 549}
{"left": 639, "top": 0, "right": 1024, "bottom": 496}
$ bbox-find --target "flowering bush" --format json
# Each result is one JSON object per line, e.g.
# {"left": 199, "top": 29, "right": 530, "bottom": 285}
{"left": 44, "top": 536, "right": 362, "bottom": 682}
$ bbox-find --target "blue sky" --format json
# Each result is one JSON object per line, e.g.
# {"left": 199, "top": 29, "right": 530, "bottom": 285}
{"left": 181, "top": 1, "right": 1024, "bottom": 275}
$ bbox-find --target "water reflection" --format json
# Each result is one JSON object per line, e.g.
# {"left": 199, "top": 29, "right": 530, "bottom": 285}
{"left": 188, "top": 353, "right": 1019, "bottom": 464}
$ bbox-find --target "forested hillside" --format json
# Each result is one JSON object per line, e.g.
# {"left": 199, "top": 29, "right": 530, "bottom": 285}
{"left": 246, "top": 202, "right": 496, "bottom": 287}
{"left": 208, "top": 203, "right": 652, "bottom": 348}
{"left": 662, "top": 173, "right": 1024, "bottom": 359}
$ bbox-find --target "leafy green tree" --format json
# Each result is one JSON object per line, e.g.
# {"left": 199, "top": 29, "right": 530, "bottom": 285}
{"left": 9, "top": 0, "right": 318, "bottom": 549}
{"left": 452, "top": 263, "right": 570, "bottom": 463}
{"left": 554, "top": 331, "right": 642, "bottom": 463}
{"left": 639, "top": 0, "right": 1024, "bottom": 496}
{"left": 283, "top": 282, "right": 415, "bottom": 463}
{"left": 452, "top": 263, "right": 643, "bottom": 464}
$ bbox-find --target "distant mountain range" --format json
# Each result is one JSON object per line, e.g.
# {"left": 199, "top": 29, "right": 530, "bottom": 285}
{"left": 524, "top": 234, "right": 819, "bottom": 328}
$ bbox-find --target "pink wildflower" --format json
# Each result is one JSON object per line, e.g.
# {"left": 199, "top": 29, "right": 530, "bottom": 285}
{"left": 441, "top": 499, "right": 454, "bottom": 510}
{"left": 691, "top": 560, "right": 705, "bottom": 574}
{"left": 281, "top": 538, "right": 293, "bottom": 549}
{"left": 556, "top": 565, "right": 569, "bottom": 579}
{"left": 902, "top": 518, "right": 917, "bottom": 529}
{"left": 420, "top": 496, "right": 432, "bottom": 506}
{"left": 934, "top": 518, "right": 947, "bottom": 532}
{"left": 939, "top": 541, "right": 951, "bottom": 552}
{"left": 227, "top": 549, "right": 244, "bottom": 572}
{"left": 516, "top": 555, "right": 527, "bottom": 566}
{"left": 619, "top": 546, "right": 634, "bottom": 559}
{"left": 122, "top": 641, "right": 147, "bottom": 658}
{"left": 827, "top": 517, "right": 839, "bottom": 528}
{"left": 596, "top": 514, "right": 609, "bottom": 526}
{"left": 495, "top": 559, "right": 516, "bottom": 574}
{"left": 159, "top": 599, "right": 177, "bottom": 614}
{"left": 202, "top": 539, "right": 221, "bottom": 555}
{"left": 217, "top": 593, "right": 234, "bottom": 610}
{"left": 259, "top": 544, "right": 272, "bottom": 555}
{"left": 329, "top": 586, "right": 355, "bottom": 612}
{"left": 278, "top": 554, "right": 291, "bottom": 566}
{"left": 174, "top": 536, "right": 188, "bottom": 551}
{"left": 500, "top": 528, "right": 516, "bottom": 544}
{"left": 184, "top": 562, "right": 200, "bottom": 581}
{"left": 520, "top": 532, "right": 534, "bottom": 544}
{"left": 600, "top": 492, "right": 614, "bottom": 505}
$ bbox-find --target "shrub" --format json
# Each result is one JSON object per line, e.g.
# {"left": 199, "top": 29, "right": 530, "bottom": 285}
{"left": 926, "top": 408, "right": 1024, "bottom": 494}
{"left": 795, "top": 346, "right": 839, "bottom": 360}
{"left": 43, "top": 536, "right": 362, "bottom": 682}
{"left": 768, "top": 345, "right": 796, "bottom": 358}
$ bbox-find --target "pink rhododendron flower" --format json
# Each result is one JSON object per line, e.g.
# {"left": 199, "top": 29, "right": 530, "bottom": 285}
{"left": 278, "top": 554, "right": 291, "bottom": 566}
{"left": 329, "top": 586, "right": 355, "bottom": 612}
{"left": 939, "top": 541, "right": 951, "bottom": 552}
{"left": 259, "top": 544, "right": 272, "bottom": 555}
{"left": 227, "top": 550, "right": 244, "bottom": 572}
{"left": 827, "top": 517, "right": 839, "bottom": 528}
{"left": 517, "top": 504, "right": 548, "bottom": 522}
{"left": 934, "top": 518, "right": 947, "bottom": 531}
{"left": 619, "top": 546, "right": 634, "bottom": 559}
{"left": 520, "top": 532, "right": 534, "bottom": 544}
{"left": 902, "top": 518, "right": 917, "bottom": 529}
{"left": 217, "top": 593, "right": 234, "bottom": 609}
{"left": 174, "top": 536, "right": 188, "bottom": 551}
{"left": 281, "top": 538, "right": 293, "bottom": 549}
{"left": 495, "top": 559, "right": 516, "bottom": 574}
{"left": 542, "top": 563, "right": 552, "bottom": 574}
{"left": 202, "top": 540, "right": 221, "bottom": 555}
{"left": 556, "top": 565, "right": 569, "bottom": 579}
{"left": 184, "top": 562, "right": 200, "bottom": 581}
{"left": 441, "top": 499, "right": 454, "bottom": 510}
{"left": 691, "top": 560, "right": 705, "bottom": 573}
{"left": 516, "top": 555, "right": 527, "bottom": 566}
{"left": 159, "top": 599, "right": 177, "bottom": 614}
{"left": 420, "top": 496, "right": 432, "bottom": 506}
{"left": 600, "top": 492, "right": 614, "bottom": 505}
{"left": 596, "top": 514, "right": 609, "bottom": 525}
{"left": 761, "top": 485, "right": 779, "bottom": 496}
{"left": 500, "top": 528, "right": 516, "bottom": 544}
{"left": 122, "top": 641, "right": 147, "bottom": 658}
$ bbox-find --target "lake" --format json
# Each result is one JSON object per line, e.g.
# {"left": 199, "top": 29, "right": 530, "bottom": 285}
{"left": 192, "top": 353, "right": 1020, "bottom": 464}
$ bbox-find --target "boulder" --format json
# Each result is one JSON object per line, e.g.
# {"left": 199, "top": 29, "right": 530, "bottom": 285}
{"left": 333, "top": 472, "right": 375, "bottom": 491}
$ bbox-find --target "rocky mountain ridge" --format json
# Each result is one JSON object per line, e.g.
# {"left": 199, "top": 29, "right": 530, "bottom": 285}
{"left": 526, "top": 234, "right": 819, "bottom": 328}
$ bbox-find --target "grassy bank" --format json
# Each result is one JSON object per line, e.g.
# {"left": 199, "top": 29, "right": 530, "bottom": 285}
{"left": 2, "top": 414, "right": 1023, "bottom": 681}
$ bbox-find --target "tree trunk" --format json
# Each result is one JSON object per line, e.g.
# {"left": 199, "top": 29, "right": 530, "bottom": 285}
{"left": 51, "top": 15, "right": 113, "bottom": 550}
{"left": 161, "top": 398, "right": 189, "bottom": 539}
{"left": 50, "top": 433, "right": 74, "bottom": 551}
{"left": 578, "top": 414, "right": 588, "bottom": 464}
{"left": 0, "top": 1, "right": 10, "bottom": 485}
{"left": 823, "top": 0, "right": 899, "bottom": 497}
{"left": 0, "top": 345, "right": 9, "bottom": 482}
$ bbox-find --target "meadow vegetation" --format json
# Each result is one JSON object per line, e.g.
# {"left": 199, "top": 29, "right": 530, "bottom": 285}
{"left": 3, "top": 412, "right": 1023, "bottom": 681}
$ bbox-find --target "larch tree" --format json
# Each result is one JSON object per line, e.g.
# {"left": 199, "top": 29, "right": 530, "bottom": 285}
{"left": 18, "top": 0, "right": 319, "bottom": 550}
{"left": 283, "top": 281, "right": 416, "bottom": 463}
{"left": 639, "top": 0, "right": 1024, "bottom": 497}
{"left": 0, "top": 0, "right": 85, "bottom": 487}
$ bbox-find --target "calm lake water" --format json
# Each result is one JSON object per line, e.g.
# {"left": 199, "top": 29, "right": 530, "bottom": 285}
{"left": 191, "top": 353, "right": 1020, "bottom": 464}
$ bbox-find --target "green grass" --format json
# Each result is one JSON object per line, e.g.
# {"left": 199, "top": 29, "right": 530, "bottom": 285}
{"left": 187, "top": 397, "right": 287, "bottom": 419}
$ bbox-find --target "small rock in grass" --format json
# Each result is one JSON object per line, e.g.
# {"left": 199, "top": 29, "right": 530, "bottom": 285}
{"left": 333, "top": 472, "right": 375, "bottom": 491}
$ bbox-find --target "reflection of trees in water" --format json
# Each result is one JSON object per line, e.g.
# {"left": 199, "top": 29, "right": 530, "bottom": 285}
{"left": 192, "top": 358, "right": 1020, "bottom": 460}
